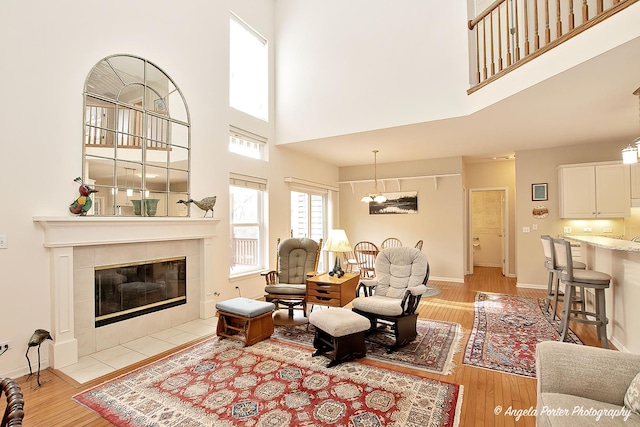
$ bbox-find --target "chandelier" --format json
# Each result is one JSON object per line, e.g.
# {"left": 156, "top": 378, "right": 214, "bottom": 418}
{"left": 360, "top": 150, "right": 387, "bottom": 203}
{"left": 622, "top": 87, "right": 640, "bottom": 164}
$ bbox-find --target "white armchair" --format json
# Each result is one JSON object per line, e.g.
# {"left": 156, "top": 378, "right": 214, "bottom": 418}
{"left": 351, "top": 246, "right": 430, "bottom": 352}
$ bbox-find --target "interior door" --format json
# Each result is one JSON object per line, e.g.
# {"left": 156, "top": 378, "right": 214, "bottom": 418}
{"left": 470, "top": 189, "right": 507, "bottom": 275}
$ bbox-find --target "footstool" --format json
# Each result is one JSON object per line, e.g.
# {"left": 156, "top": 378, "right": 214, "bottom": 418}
{"left": 216, "top": 297, "right": 275, "bottom": 346}
{"left": 308, "top": 308, "right": 370, "bottom": 367}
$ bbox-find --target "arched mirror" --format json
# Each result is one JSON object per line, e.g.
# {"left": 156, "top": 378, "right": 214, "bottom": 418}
{"left": 83, "top": 54, "right": 190, "bottom": 217}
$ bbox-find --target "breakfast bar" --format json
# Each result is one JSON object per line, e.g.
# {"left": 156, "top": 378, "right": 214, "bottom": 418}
{"left": 565, "top": 235, "right": 640, "bottom": 354}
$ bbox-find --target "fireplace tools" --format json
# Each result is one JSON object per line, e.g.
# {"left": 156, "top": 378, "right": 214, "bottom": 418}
{"left": 25, "top": 329, "right": 52, "bottom": 388}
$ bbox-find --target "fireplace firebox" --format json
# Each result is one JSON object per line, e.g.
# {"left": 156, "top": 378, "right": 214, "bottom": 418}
{"left": 95, "top": 257, "right": 186, "bottom": 327}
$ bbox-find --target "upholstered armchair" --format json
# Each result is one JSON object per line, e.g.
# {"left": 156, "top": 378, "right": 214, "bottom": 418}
{"left": 536, "top": 341, "right": 640, "bottom": 426}
{"left": 262, "top": 237, "right": 322, "bottom": 317}
{"left": 351, "top": 246, "right": 430, "bottom": 352}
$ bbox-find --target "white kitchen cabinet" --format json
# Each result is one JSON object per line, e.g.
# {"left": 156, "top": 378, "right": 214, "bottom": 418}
{"left": 558, "top": 162, "right": 630, "bottom": 218}
{"left": 630, "top": 163, "right": 640, "bottom": 200}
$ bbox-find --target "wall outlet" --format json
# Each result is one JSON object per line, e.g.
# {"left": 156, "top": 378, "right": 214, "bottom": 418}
{"left": 604, "top": 227, "right": 613, "bottom": 233}
{"left": 563, "top": 226, "right": 572, "bottom": 233}
{"left": 584, "top": 227, "right": 593, "bottom": 232}
{"left": 523, "top": 227, "right": 531, "bottom": 233}
{"left": 0, "top": 234, "right": 7, "bottom": 249}
{"left": 532, "top": 224, "right": 538, "bottom": 231}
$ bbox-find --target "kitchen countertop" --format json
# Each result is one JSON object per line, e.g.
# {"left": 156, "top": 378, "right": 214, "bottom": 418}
{"left": 564, "top": 235, "right": 640, "bottom": 252}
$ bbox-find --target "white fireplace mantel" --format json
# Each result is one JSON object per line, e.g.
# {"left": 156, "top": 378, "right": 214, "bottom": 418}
{"left": 33, "top": 216, "right": 219, "bottom": 247}
{"left": 33, "top": 216, "right": 219, "bottom": 368}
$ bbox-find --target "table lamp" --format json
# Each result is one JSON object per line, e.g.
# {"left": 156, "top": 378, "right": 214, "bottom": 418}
{"left": 323, "top": 229, "right": 352, "bottom": 278}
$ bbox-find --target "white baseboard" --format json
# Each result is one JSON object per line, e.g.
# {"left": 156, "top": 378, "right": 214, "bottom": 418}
{"left": 429, "top": 276, "right": 464, "bottom": 283}
{"left": 516, "top": 282, "right": 547, "bottom": 289}
{"left": 473, "top": 263, "right": 502, "bottom": 268}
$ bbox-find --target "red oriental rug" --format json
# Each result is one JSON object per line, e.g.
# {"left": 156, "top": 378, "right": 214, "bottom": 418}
{"left": 463, "top": 292, "right": 582, "bottom": 377}
{"left": 272, "top": 318, "right": 463, "bottom": 375}
{"left": 73, "top": 337, "right": 463, "bottom": 427}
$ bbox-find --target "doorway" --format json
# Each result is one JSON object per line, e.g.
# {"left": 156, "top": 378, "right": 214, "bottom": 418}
{"left": 469, "top": 188, "right": 508, "bottom": 275}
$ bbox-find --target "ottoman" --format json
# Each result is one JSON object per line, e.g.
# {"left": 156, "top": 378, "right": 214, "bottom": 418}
{"left": 216, "top": 297, "right": 275, "bottom": 346}
{"left": 308, "top": 308, "right": 370, "bottom": 367}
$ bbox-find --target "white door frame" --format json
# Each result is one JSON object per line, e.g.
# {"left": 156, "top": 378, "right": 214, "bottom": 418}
{"left": 467, "top": 187, "right": 509, "bottom": 276}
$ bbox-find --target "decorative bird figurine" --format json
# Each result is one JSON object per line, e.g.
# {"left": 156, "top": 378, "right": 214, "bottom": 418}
{"left": 177, "top": 196, "right": 216, "bottom": 217}
{"left": 69, "top": 177, "right": 98, "bottom": 216}
{"left": 25, "top": 329, "right": 53, "bottom": 387}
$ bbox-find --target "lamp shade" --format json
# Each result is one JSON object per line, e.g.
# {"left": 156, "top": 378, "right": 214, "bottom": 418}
{"left": 323, "top": 229, "right": 352, "bottom": 253}
{"left": 361, "top": 193, "right": 388, "bottom": 203}
{"left": 623, "top": 144, "right": 638, "bottom": 164}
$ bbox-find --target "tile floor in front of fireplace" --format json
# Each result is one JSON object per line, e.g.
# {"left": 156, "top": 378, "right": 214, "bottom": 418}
{"left": 59, "top": 317, "right": 219, "bottom": 384}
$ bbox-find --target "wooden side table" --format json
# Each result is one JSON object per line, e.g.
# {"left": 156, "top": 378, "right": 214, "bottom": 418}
{"left": 306, "top": 273, "right": 359, "bottom": 308}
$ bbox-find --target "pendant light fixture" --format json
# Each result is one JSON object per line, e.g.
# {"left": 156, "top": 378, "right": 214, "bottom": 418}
{"left": 360, "top": 150, "right": 387, "bottom": 203}
{"left": 622, "top": 87, "right": 640, "bottom": 164}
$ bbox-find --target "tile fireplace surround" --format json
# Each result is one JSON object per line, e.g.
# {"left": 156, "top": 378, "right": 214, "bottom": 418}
{"left": 33, "top": 217, "right": 219, "bottom": 369}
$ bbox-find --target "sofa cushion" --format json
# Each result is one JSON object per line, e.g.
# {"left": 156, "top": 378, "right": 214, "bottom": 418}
{"left": 539, "top": 393, "right": 640, "bottom": 426}
{"left": 625, "top": 371, "right": 640, "bottom": 415}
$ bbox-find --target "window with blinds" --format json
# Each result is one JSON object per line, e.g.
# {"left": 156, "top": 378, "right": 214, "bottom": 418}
{"left": 290, "top": 189, "right": 326, "bottom": 272}
{"left": 230, "top": 174, "right": 267, "bottom": 275}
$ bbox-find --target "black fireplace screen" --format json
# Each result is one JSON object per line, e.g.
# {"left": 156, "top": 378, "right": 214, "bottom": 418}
{"left": 95, "top": 257, "right": 186, "bottom": 327}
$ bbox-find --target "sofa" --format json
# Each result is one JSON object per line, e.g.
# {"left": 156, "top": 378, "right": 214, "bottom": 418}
{"left": 536, "top": 341, "right": 640, "bottom": 426}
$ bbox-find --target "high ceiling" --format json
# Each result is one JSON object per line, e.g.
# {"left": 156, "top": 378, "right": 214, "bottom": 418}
{"left": 278, "top": 35, "right": 640, "bottom": 167}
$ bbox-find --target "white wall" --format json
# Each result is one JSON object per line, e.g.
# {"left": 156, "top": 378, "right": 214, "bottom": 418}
{"left": 274, "top": 0, "right": 471, "bottom": 144}
{"left": 0, "top": 0, "right": 337, "bottom": 377}
{"left": 339, "top": 157, "right": 465, "bottom": 281}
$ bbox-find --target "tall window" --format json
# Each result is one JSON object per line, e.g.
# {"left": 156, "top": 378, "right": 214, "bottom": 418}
{"left": 230, "top": 175, "right": 267, "bottom": 275}
{"left": 291, "top": 190, "right": 326, "bottom": 271}
{"left": 229, "top": 13, "right": 268, "bottom": 121}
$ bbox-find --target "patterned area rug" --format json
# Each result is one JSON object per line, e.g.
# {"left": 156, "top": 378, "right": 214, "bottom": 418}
{"left": 463, "top": 292, "right": 582, "bottom": 377}
{"left": 73, "top": 337, "right": 463, "bottom": 427}
{"left": 273, "top": 318, "right": 463, "bottom": 375}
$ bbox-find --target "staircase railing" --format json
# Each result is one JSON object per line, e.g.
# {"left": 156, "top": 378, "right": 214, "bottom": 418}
{"left": 468, "top": 0, "right": 639, "bottom": 93}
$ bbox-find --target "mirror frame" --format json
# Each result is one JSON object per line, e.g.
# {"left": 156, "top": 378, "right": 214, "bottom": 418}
{"left": 82, "top": 54, "right": 191, "bottom": 217}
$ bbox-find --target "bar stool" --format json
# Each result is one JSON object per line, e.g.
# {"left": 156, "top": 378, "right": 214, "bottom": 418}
{"left": 540, "top": 235, "right": 587, "bottom": 318}
{"left": 553, "top": 238, "right": 611, "bottom": 348}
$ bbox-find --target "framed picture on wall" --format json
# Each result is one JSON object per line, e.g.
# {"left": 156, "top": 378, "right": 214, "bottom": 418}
{"left": 369, "top": 191, "right": 418, "bottom": 215}
{"left": 532, "top": 183, "right": 548, "bottom": 201}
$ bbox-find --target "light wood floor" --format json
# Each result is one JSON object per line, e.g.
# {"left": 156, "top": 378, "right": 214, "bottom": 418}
{"left": 13, "top": 267, "right": 608, "bottom": 427}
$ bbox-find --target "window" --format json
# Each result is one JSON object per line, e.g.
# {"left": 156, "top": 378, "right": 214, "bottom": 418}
{"left": 230, "top": 175, "right": 267, "bottom": 275}
{"left": 291, "top": 190, "right": 326, "bottom": 272}
{"left": 229, "top": 125, "right": 267, "bottom": 160}
{"left": 229, "top": 13, "right": 268, "bottom": 121}
{"left": 83, "top": 54, "right": 190, "bottom": 217}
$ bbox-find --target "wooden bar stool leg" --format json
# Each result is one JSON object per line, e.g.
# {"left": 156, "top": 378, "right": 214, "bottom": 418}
{"left": 578, "top": 286, "right": 587, "bottom": 319}
{"left": 560, "top": 285, "right": 575, "bottom": 342}
{"left": 544, "top": 271, "right": 554, "bottom": 313}
{"left": 552, "top": 275, "right": 561, "bottom": 319}
{"left": 596, "top": 288, "right": 609, "bottom": 349}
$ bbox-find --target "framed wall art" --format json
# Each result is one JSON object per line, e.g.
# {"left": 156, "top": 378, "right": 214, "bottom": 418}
{"left": 532, "top": 183, "right": 548, "bottom": 201}
{"left": 369, "top": 191, "right": 418, "bottom": 215}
